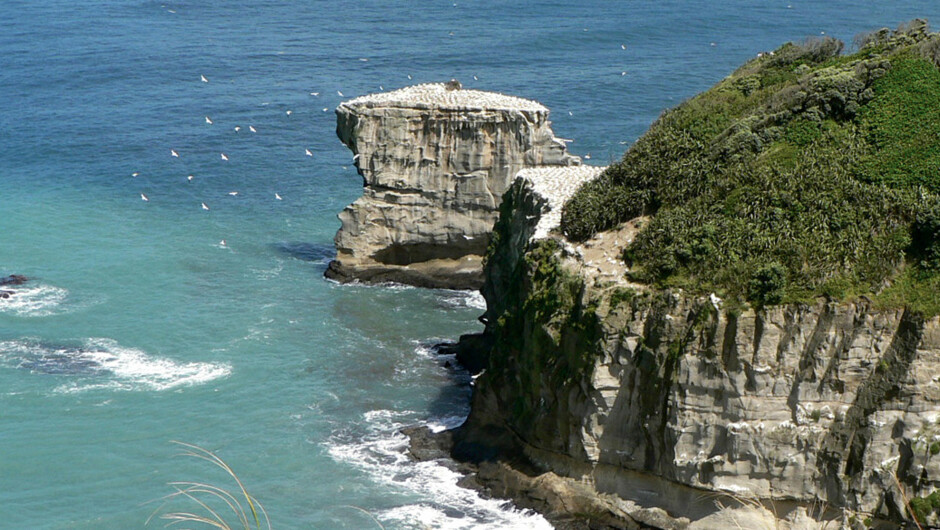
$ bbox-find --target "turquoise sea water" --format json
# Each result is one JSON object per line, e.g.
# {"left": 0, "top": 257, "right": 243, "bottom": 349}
{"left": 3, "top": 2, "right": 940, "bottom": 528}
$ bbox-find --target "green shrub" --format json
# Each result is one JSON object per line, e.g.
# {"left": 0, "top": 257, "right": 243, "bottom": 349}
{"left": 748, "top": 262, "right": 787, "bottom": 306}
{"left": 909, "top": 490, "right": 940, "bottom": 525}
{"left": 559, "top": 21, "right": 940, "bottom": 314}
{"left": 909, "top": 197, "right": 940, "bottom": 269}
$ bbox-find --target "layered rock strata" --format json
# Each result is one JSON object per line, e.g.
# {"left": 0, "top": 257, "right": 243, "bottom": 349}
{"left": 326, "top": 83, "right": 581, "bottom": 289}
{"left": 450, "top": 172, "right": 940, "bottom": 529}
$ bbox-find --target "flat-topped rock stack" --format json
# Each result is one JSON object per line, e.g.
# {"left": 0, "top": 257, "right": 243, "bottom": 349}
{"left": 326, "top": 82, "right": 583, "bottom": 289}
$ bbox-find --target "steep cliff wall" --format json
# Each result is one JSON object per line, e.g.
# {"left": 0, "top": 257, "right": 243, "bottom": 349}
{"left": 456, "top": 173, "right": 940, "bottom": 529}
{"left": 326, "top": 83, "right": 581, "bottom": 289}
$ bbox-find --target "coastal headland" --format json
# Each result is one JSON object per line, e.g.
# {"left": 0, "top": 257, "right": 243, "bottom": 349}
{"left": 334, "top": 20, "right": 940, "bottom": 529}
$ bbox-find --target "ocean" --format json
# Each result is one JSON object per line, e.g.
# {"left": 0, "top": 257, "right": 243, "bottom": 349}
{"left": 3, "top": 1, "right": 939, "bottom": 528}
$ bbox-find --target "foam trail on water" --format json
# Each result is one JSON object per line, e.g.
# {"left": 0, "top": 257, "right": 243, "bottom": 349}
{"left": 0, "top": 338, "right": 231, "bottom": 392}
{"left": 326, "top": 408, "right": 551, "bottom": 530}
{"left": 0, "top": 283, "right": 69, "bottom": 317}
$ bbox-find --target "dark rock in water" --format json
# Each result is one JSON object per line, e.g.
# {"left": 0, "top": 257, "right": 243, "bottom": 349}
{"left": 273, "top": 242, "right": 335, "bottom": 263}
{"left": 20, "top": 353, "right": 102, "bottom": 375}
{"left": 12, "top": 344, "right": 104, "bottom": 376}
{"left": 0, "top": 290, "right": 13, "bottom": 299}
{"left": 0, "top": 274, "right": 28, "bottom": 286}
{"left": 402, "top": 425, "right": 455, "bottom": 462}
{"left": 454, "top": 333, "right": 490, "bottom": 374}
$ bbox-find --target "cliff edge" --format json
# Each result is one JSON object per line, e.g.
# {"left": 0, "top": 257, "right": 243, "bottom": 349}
{"left": 452, "top": 160, "right": 940, "bottom": 530}
{"left": 326, "top": 82, "right": 581, "bottom": 289}
{"left": 445, "top": 21, "right": 940, "bottom": 529}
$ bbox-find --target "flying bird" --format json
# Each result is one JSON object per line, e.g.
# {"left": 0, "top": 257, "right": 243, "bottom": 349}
{"left": 286, "top": 110, "right": 293, "bottom": 116}
{"left": 171, "top": 149, "right": 179, "bottom": 157}
{"left": 249, "top": 125, "right": 256, "bottom": 133}
{"left": 337, "top": 90, "right": 344, "bottom": 96}
{"left": 220, "top": 153, "right": 229, "bottom": 161}
{"left": 305, "top": 148, "right": 313, "bottom": 157}
{"left": 275, "top": 193, "right": 282, "bottom": 200}
{"left": 621, "top": 44, "right": 626, "bottom": 50}
{"left": 187, "top": 175, "right": 194, "bottom": 181}
{"left": 234, "top": 126, "right": 241, "bottom": 132}
{"left": 310, "top": 92, "right": 320, "bottom": 96}
{"left": 228, "top": 191, "right": 239, "bottom": 196}
{"left": 220, "top": 239, "right": 226, "bottom": 246}
{"left": 201, "top": 202, "right": 210, "bottom": 210}
{"left": 352, "top": 154, "right": 360, "bottom": 161}
{"left": 140, "top": 193, "right": 149, "bottom": 201}
{"left": 205, "top": 116, "right": 213, "bottom": 124}
{"left": 473, "top": 75, "right": 478, "bottom": 81}
{"left": 322, "top": 108, "right": 328, "bottom": 112}
{"left": 407, "top": 74, "right": 412, "bottom": 79}
{"left": 132, "top": 172, "right": 139, "bottom": 177}
{"left": 201, "top": 74, "right": 208, "bottom": 83}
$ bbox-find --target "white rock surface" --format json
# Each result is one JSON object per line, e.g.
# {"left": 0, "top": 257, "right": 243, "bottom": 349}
{"left": 326, "top": 83, "right": 581, "bottom": 289}
{"left": 517, "top": 165, "right": 607, "bottom": 240}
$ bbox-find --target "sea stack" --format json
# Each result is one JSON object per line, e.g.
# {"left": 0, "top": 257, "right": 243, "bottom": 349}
{"left": 327, "top": 82, "right": 581, "bottom": 289}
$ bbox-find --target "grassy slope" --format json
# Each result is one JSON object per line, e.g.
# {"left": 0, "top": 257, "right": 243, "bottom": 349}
{"left": 560, "top": 20, "right": 940, "bottom": 314}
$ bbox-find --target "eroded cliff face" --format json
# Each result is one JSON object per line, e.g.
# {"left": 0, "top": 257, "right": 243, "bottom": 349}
{"left": 457, "top": 174, "right": 940, "bottom": 529}
{"left": 326, "top": 83, "right": 580, "bottom": 289}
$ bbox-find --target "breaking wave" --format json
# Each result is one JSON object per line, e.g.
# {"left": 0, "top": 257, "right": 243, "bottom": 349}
{"left": 0, "top": 337, "right": 231, "bottom": 393}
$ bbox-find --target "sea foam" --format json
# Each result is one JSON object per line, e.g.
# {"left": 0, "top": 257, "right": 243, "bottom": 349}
{"left": 0, "top": 283, "right": 69, "bottom": 317}
{"left": 326, "top": 407, "right": 551, "bottom": 529}
{"left": 0, "top": 337, "right": 231, "bottom": 393}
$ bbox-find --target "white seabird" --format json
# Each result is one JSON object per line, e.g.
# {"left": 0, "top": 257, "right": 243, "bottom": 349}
{"left": 220, "top": 153, "right": 229, "bottom": 161}
{"left": 275, "top": 193, "right": 282, "bottom": 200}
{"left": 187, "top": 175, "right": 194, "bottom": 181}
{"left": 228, "top": 191, "right": 238, "bottom": 196}
{"left": 132, "top": 172, "right": 139, "bottom": 177}
{"left": 286, "top": 110, "right": 292, "bottom": 116}
{"left": 249, "top": 125, "right": 256, "bottom": 133}
{"left": 140, "top": 193, "right": 149, "bottom": 201}
{"left": 234, "top": 126, "right": 241, "bottom": 132}
{"left": 205, "top": 116, "right": 213, "bottom": 124}
{"left": 201, "top": 74, "right": 208, "bottom": 83}
{"left": 310, "top": 92, "right": 320, "bottom": 96}
{"left": 337, "top": 90, "right": 344, "bottom": 96}
{"left": 171, "top": 149, "right": 179, "bottom": 157}
{"left": 201, "top": 202, "right": 210, "bottom": 211}
{"left": 305, "top": 148, "right": 313, "bottom": 157}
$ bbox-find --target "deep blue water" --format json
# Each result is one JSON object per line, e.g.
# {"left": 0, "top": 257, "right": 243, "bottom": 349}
{"left": 3, "top": 1, "right": 940, "bottom": 528}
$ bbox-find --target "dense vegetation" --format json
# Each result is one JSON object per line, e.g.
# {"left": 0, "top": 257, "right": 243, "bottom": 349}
{"left": 560, "top": 20, "right": 940, "bottom": 313}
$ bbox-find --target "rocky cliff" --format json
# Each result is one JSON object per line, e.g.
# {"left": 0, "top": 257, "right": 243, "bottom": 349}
{"left": 450, "top": 172, "right": 940, "bottom": 529}
{"left": 326, "top": 82, "right": 581, "bottom": 289}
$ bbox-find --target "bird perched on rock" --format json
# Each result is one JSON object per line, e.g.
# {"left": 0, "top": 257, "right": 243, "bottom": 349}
{"left": 445, "top": 78, "right": 461, "bottom": 91}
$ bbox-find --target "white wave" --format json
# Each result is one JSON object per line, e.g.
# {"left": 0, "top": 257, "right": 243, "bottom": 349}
{"left": 437, "top": 290, "right": 486, "bottom": 310}
{"left": 426, "top": 414, "right": 467, "bottom": 434}
{"left": 0, "top": 338, "right": 230, "bottom": 392}
{"left": 0, "top": 283, "right": 69, "bottom": 317}
{"left": 326, "top": 409, "right": 551, "bottom": 530}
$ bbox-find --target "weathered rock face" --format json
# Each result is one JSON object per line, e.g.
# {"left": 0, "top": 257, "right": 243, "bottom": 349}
{"left": 326, "top": 83, "right": 581, "bottom": 289}
{"left": 456, "top": 173, "right": 940, "bottom": 528}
